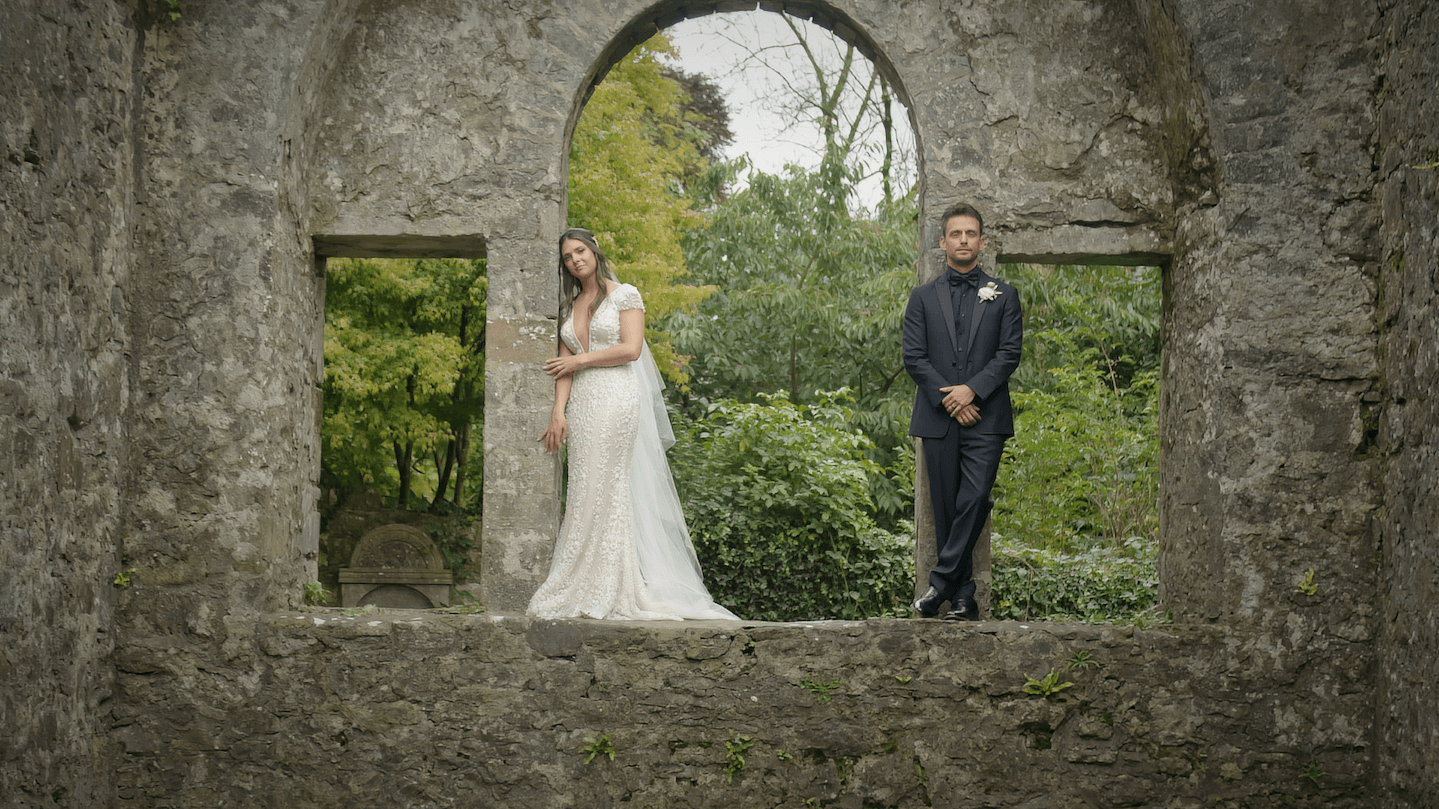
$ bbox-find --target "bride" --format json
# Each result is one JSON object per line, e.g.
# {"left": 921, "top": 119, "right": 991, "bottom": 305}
{"left": 527, "top": 228, "right": 738, "bottom": 621}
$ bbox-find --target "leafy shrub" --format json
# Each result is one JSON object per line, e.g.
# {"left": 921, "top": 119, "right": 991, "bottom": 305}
{"left": 994, "top": 330, "right": 1159, "bottom": 554}
{"left": 990, "top": 532, "right": 1158, "bottom": 622}
{"left": 1003, "top": 263, "right": 1161, "bottom": 395}
{"left": 984, "top": 264, "right": 1161, "bottom": 622}
{"left": 670, "top": 391, "right": 912, "bottom": 621}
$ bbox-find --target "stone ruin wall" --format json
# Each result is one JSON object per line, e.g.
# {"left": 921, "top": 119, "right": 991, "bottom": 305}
{"left": 112, "top": 612, "right": 1375, "bottom": 807}
{"left": 1373, "top": 0, "right": 1439, "bottom": 801}
{"left": 1153, "top": 0, "right": 1384, "bottom": 633}
{"left": 1, "top": 1, "right": 135, "bottom": 804}
{"left": 1, "top": 0, "right": 1436, "bottom": 806}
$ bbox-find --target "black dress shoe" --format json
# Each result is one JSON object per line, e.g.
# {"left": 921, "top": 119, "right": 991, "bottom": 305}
{"left": 912, "top": 586, "right": 945, "bottom": 618}
{"left": 944, "top": 597, "right": 979, "bottom": 621}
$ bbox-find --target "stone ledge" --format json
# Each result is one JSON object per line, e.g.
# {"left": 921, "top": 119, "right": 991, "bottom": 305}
{"left": 110, "top": 609, "right": 1374, "bottom": 806}
{"left": 994, "top": 223, "right": 1172, "bottom": 267}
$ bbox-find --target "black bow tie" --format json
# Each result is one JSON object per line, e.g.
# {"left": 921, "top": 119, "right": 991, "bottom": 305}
{"left": 949, "top": 271, "right": 980, "bottom": 288}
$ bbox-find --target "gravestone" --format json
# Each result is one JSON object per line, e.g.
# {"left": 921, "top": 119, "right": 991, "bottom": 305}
{"left": 338, "top": 524, "right": 453, "bottom": 609}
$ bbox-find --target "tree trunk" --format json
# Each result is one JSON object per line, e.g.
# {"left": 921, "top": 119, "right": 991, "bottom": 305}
{"left": 453, "top": 421, "right": 471, "bottom": 507}
{"left": 452, "top": 300, "right": 484, "bottom": 510}
{"left": 394, "top": 439, "right": 414, "bottom": 509}
{"left": 880, "top": 79, "right": 894, "bottom": 205}
{"left": 790, "top": 337, "right": 799, "bottom": 401}
{"left": 432, "top": 439, "right": 456, "bottom": 511}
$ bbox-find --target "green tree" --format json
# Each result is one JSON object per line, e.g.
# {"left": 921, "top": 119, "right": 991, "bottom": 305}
{"left": 694, "top": 12, "right": 915, "bottom": 211}
{"left": 322, "top": 257, "right": 486, "bottom": 511}
{"left": 776, "top": 13, "right": 886, "bottom": 208}
{"left": 995, "top": 336, "right": 1160, "bottom": 554}
{"left": 568, "top": 34, "right": 726, "bottom": 380}
{"left": 657, "top": 17, "right": 923, "bottom": 528}
{"left": 1003, "top": 263, "right": 1162, "bottom": 396}
{"left": 989, "top": 532, "right": 1158, "bottom": 622}
{"left": 663, "top": 65, "right": 734, "bottom": 163}
{"left": 670, "top": 170, "right": 915, "bottom": 407}
{"left": 990, "top": 264, "right": 1162, "bottom": 554}
{"left": 665, "top": 169, "right": 918, "bottom": 528}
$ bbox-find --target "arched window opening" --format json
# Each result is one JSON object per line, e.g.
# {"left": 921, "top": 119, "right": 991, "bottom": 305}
{"left": 529, "top": 0, "right": 1173, "bottom": 624}
{"left": 566, "top": 8, "right": 924, "bottom": 622}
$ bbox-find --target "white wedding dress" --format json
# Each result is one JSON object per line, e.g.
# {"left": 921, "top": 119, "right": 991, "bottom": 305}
{"left": 527, "top": 283, "right": 738, "bottom": 621}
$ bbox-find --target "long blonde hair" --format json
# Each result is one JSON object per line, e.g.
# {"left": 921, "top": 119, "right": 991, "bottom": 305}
{"left": 557, "top": 228, "right": 620, "bottom": 324}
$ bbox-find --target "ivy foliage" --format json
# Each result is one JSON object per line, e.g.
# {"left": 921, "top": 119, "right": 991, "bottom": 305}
{"left": 669, "top": 391, "right": 912, "bottom": 621}
{"left": 152, "top": 0, "right": 181, "bottom": 22}
{"left": 990, "top": 533, "right": 1158, "bottom": 622}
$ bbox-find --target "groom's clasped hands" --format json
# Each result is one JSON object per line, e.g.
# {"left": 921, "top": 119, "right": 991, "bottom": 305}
{"left": 940, "top": 384, "right": 981, "bottom": 426}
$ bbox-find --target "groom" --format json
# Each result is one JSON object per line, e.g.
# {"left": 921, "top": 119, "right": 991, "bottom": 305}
{"left": 903, "top": 203, "right": 1023, "bottom": 620}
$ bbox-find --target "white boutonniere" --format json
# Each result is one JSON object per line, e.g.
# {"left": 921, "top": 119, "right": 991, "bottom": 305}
{"left": 977, "top": 282, "right": 1001, "bottom": 302}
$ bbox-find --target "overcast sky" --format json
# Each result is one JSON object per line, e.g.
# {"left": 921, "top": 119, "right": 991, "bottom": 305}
{"left": 661, "top": 10, "right": 916, "bottom": 211}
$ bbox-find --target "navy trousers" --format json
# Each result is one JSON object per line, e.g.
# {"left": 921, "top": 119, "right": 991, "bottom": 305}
{"left": 922, "top": 425, "right": 1008, "bottom": 601}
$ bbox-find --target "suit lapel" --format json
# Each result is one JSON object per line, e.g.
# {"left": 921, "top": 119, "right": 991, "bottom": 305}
{"left": 965, "top": 272, "right": 991, "bottom": 352}
{"left": 933, "top": 276, "right": 959, "bottom": 355}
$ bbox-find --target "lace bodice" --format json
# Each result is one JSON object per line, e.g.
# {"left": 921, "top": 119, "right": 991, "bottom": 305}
{"left": 560, "top": 283, "right": 644, "bottom": 354}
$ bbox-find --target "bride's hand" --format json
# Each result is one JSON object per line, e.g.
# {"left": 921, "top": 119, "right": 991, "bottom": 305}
{"left": 544, "top": 354, "right": 582, "bottom": 378}
{"left": 540, "top": 414, "right": 567, "bottom": 453}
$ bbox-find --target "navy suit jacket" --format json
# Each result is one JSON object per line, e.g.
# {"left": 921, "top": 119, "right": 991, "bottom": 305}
{"left": 903, "top": 269, "right": 1023, "bottom": 439}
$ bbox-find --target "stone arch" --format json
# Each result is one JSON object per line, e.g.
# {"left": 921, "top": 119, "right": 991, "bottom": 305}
{"left": 559, "top": 0, "right": 1189, "bottom": 615}
{"left": 557, "top": 0, "right": 934, "bottom": 601}
{"left": 563, "top": 1, "right": 924, "bottom": 176}
{"left": 563, "top": 0, "right": 1188, "bottom": 269}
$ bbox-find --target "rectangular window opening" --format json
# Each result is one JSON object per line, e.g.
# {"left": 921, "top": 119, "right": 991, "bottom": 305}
{"left": 312, "top": 237, "right": 488, "bottom": 605}
{"left": 985, "top": 260, "right": 1166, "bottom": 624}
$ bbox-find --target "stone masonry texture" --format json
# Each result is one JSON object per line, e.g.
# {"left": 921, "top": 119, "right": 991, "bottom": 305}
{"left": 1, "top": 0, "right": 1435, "bottom": 806}
{"left": 113, "top": 612, "right": 1375, "bottom": 807}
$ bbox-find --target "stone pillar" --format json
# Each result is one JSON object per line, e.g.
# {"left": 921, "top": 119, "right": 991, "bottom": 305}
{"left": 121, "top": 0, "right": 326, "bottom": 625}
{"left": 480, "top": 230, "right": 566, "bottom": 613}
{"left": 1155, "top": 0, "right": 1383, "bottom": 630}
